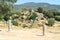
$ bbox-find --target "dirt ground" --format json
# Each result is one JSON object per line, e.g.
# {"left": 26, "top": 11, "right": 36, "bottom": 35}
{"left": 0, "top": 27, "right": 60, "bottom": 40}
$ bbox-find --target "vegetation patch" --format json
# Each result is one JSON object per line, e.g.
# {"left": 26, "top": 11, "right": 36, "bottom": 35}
{"left": 12, "top": 21, "right": 18, "bottom": 26}
{"left": 55, "top": 16, "right": 60, "bottom": 21}
{"left": 48, "top": 18, "right": 55, "bottom": 26}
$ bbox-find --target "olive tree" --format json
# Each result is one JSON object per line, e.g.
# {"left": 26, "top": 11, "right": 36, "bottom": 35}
{"left": 0, "top": 0, "right": 17, "bottom": 31}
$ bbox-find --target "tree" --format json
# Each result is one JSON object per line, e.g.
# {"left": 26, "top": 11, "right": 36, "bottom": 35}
{"left": 53, "top": 11, "right": 60, "bottom": 16}
{"left": 0, "top": 0, "right": 17, "bottom": 14}
{"left": 43, "top": 11, "right": 54, "bottom": 18}
{"left": 0, "top": 0, "right": 17, "bottom": 31}
{"left": 37, "top": 7, "right": 43, "bottom": 13}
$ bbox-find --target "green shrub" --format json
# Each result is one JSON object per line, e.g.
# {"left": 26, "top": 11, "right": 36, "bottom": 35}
{"left": 37, "top": 7, "right": 43, "bottom": 13}
{"left": 53, "top": 12, "right": 60, "bottom": 16}
{"left": 0, "top": 16, "right": 3, "bottom": 21}
{"left": 19, "top": 16, "right": 24, "bottom": 22}
{"left": 0, "top": 13, "right": 4, "bottom": 21}
{"left": 43, "top": 11, "right": 54, "bottom": 18}
{"left": 48, "top": 18, "right": 55, "bottom": 26}
{"left": 12, "top": 21, "right": 18, "bottom": 26}
{"left": 55, "top": 16, "right": 60, "bottom": 21}
{"left": 3, "top": 13, "right": 12, "bottom": 21}
{"left": 3, "top": 15, "right": 10, "bottom": 21}
{"left": 15, "top": 12, "right": 21, "bottom": 16}
{"left": 22, "top": 24, "right": 27, "bottom": 28}
{"left": 12, "top": 16, "right": 19, "bottom": 20}
{"left": 41, "top": 18, "right": 44, "bottom": 20}
{"left": 29, "top": 13, "right": 38, "bottom": 20}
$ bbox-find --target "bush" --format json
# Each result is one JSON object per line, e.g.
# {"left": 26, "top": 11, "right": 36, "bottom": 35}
{"left": 29, "top": 13, "right": 38, "bottom": 20}
{"left": 22, "top": 24, "right": 27, "bottom": 28}
{"left": 3, "top": 14, "right": 10, "bottom": 21}
{"left": 53, "top": 12, "right": 60, "bottom": 16}
{"left": 37, "top": 7, "right": 43, "bottom": 13}
{"left": 12, "top": 21, "right": 18, "bottom": 26}
{"left": 41, "top": 18, "right": 44, "bottom": 20}
{"left": 3, "top": 13, "right": 12, "bottom": 21}
{"left": 0, "top": 13, "right": 4, "bottom": 21}
{"left": 55, "top": 16, "right": 60, "bottom": 21}
{"left": 0, "top": 16, "right": 3, "bottom": 21}
{"left": 48, "top": 18, "right": 55, "bottom": 26}
{"left": 43, "top": 11, "right": 54, "bottom": 18}
{"left": 12, "top": 16, "right": 19, "bottom": 20}
{"left": 15, "top": 12, "right": 21, "bottom": 16}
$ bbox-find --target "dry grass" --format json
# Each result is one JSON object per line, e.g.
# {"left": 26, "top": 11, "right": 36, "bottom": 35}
{"left": 0, "top": 21, "right": 60, "bottom": 40}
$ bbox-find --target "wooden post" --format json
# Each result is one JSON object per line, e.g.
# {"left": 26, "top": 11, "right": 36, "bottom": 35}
{"left": 42, "top": 22, "right": 46, "bottom": 36}
{"left": 42, "top": 23, "right": 45, "bottom": 36}
{"left": 7, "top": 20, "right": 12, "bottom": 32}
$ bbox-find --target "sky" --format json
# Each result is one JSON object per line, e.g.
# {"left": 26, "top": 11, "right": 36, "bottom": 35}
{"left": 15, "top": 0, "right": 60, "bottom": 5}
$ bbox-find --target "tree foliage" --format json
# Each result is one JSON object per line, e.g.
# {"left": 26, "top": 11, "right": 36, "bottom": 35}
{"left": 12, "top": 20, "right": 18, "bottom": 26}
{"left": 43, "top": 11, "right": 54, "bottom": 18}
{"left": 37, "top": 7, "right": 43, "bottom": 13}
{"left": 0, "top": 0, "right": 17, "bottom": 13}
{"left": 3, "top": 13, "right": 12, "bottom": 21}
{"left": 53, "top": 11, "right": 60, "bottom": 16}
{"left": 29, "top": 13, "right": 38, "bottom": 21}
{"left": 48, "top": 18, "right": 55, "bottom": 26}
{"left": 55, "top": 16, "right": 60, "bottom": 21}
{"left": 0, "top": 0, "right": 17, "bottom": 21}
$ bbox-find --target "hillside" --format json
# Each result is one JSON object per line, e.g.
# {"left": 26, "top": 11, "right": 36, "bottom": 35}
{"left": 14, "top": 2, "right": 60, "bottom": 11}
